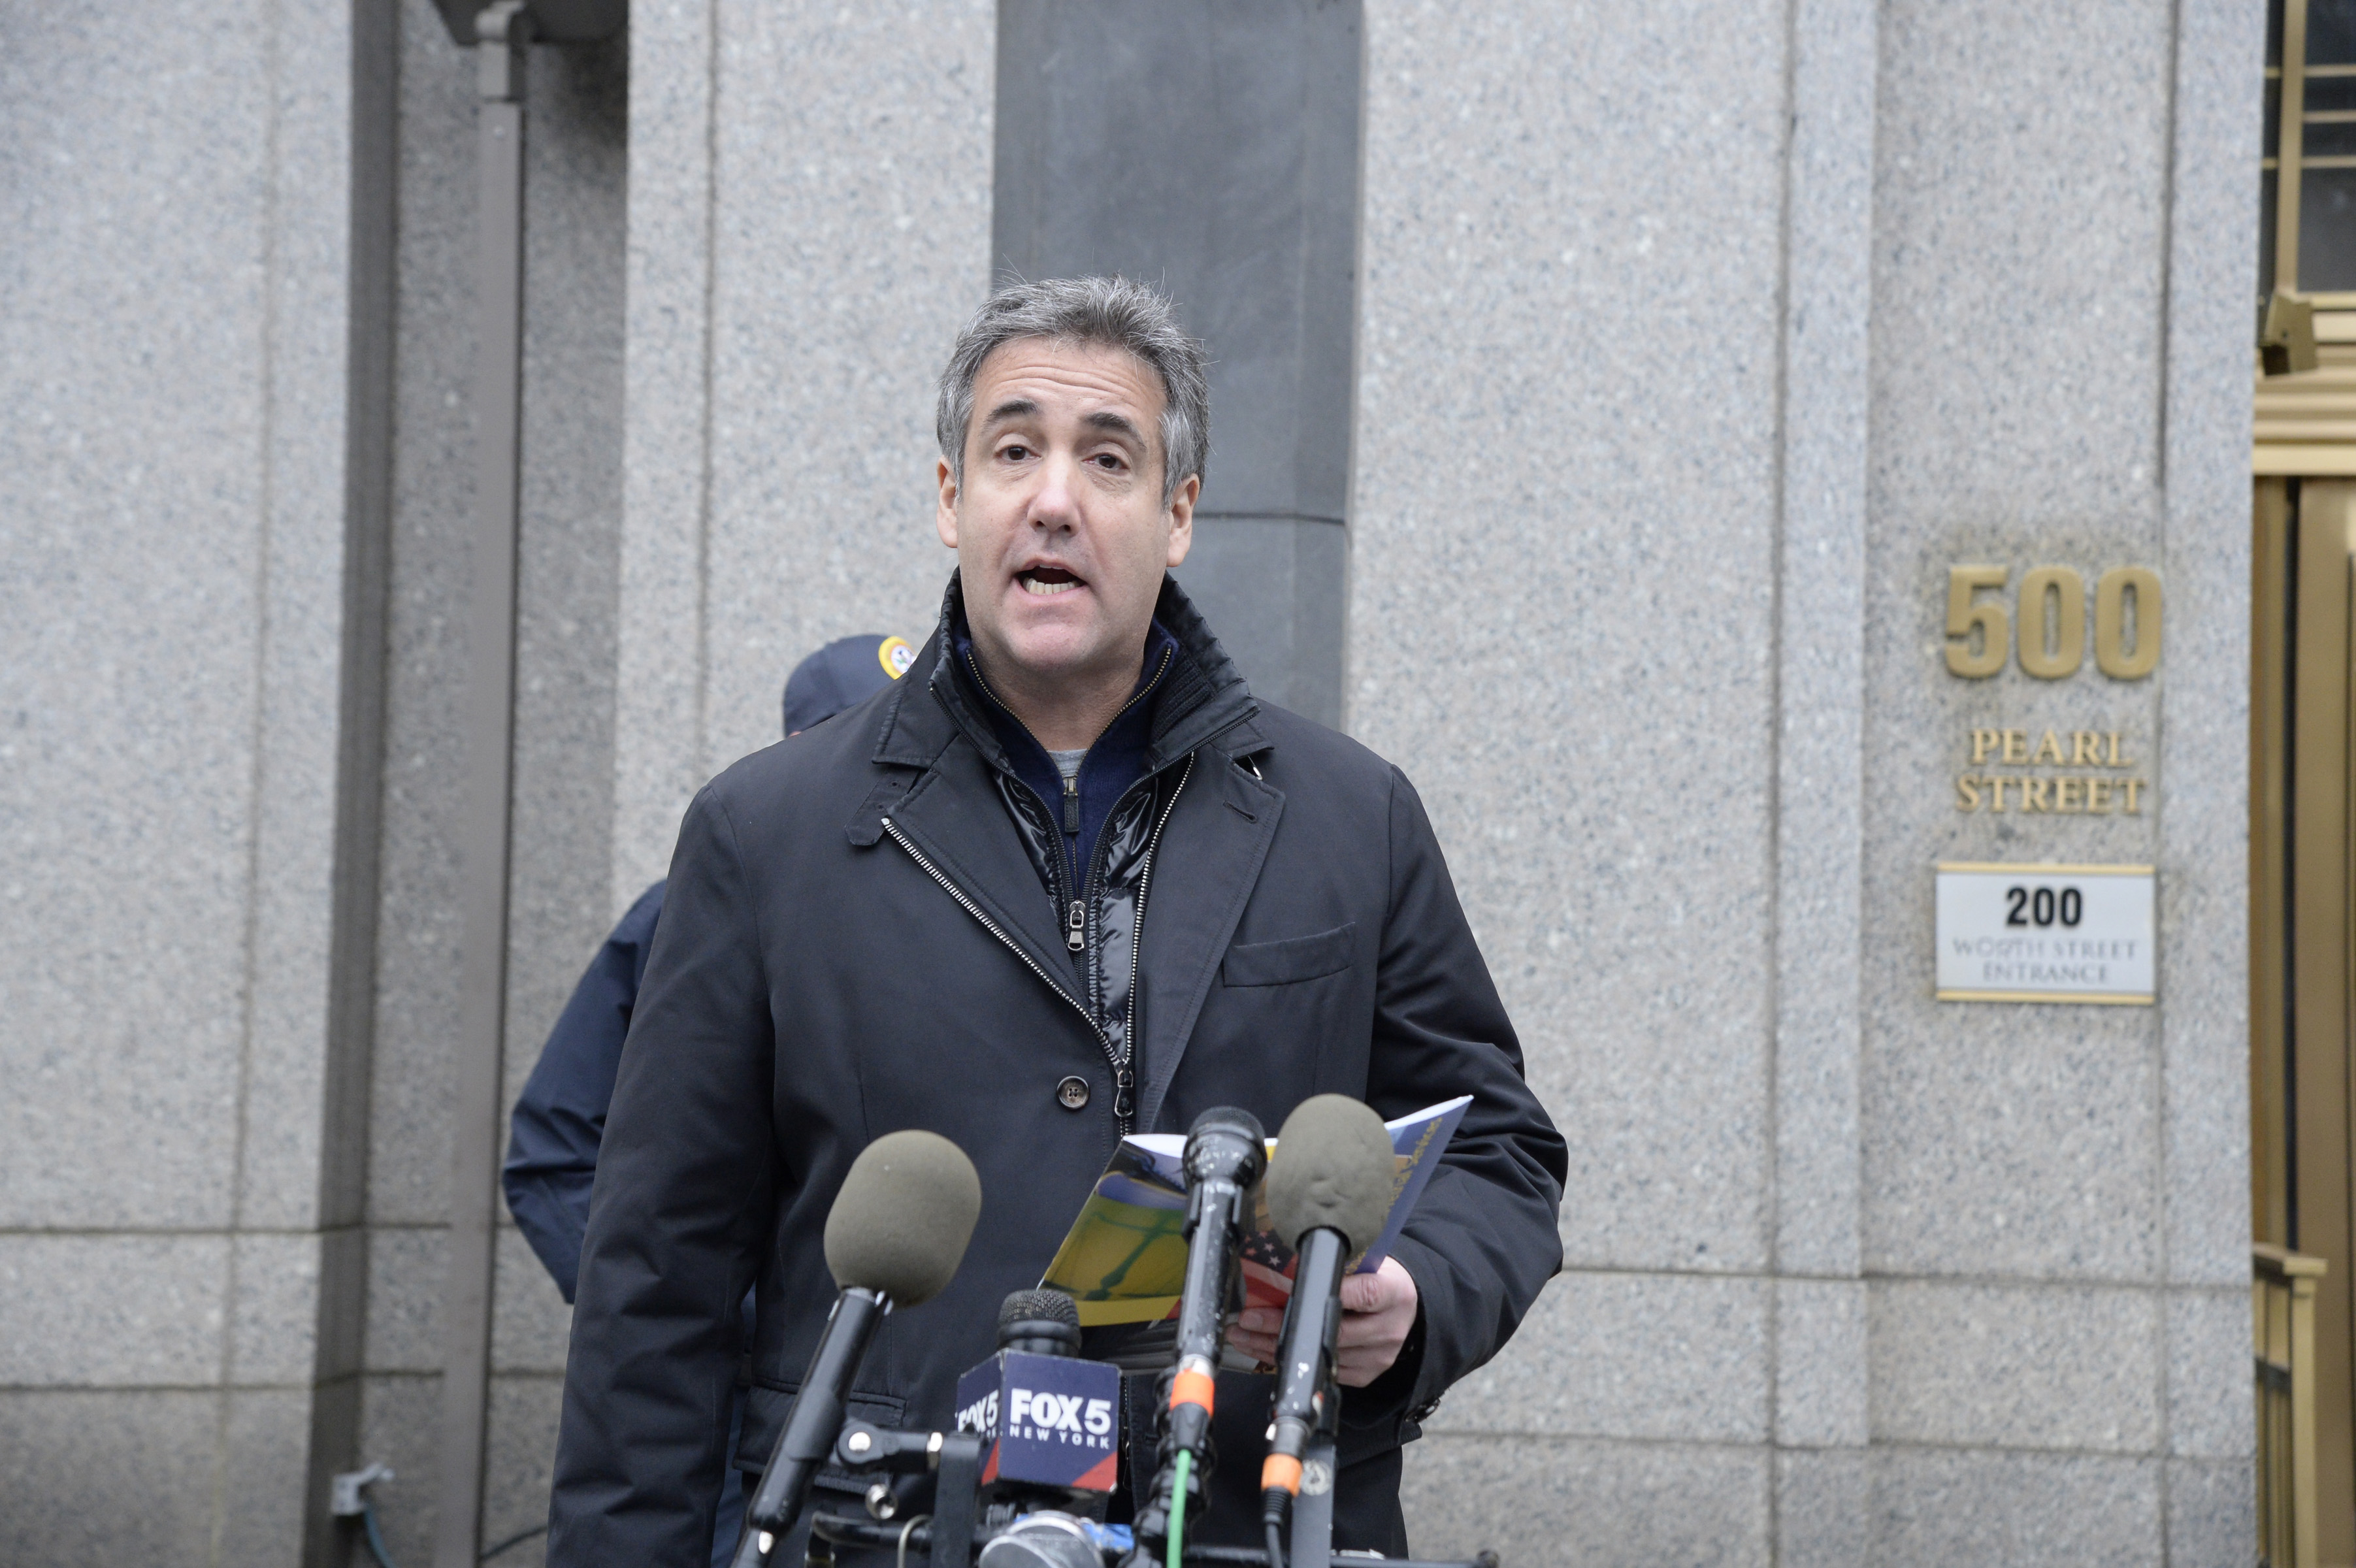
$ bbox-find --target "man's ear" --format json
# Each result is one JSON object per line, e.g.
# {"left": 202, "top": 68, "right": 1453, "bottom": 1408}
{"left": 1164, "top": 472, "right": 1199, "bottom": 569}
{"left": 936, "top": 458, "right": 960, "bottom": 549}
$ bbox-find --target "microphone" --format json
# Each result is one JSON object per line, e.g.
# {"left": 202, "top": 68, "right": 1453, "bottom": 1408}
{"left": 1258, "top": 1097, "right": 1397, "bottom": 1568}
{"left": 1126, "top": 1107, "right": 1267, "bottom": 1567}
{"left": 953, "top": 1288, "right": 1121, "bottom": 1509}
{"left": 996, "top": 1287, "right": 1085, "bottom": 1358}
{"left": 732, "top": 1130, "right": 982, "bottom": 1567}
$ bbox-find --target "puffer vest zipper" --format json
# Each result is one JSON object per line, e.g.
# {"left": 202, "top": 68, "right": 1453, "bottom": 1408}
{"left": 975, "top": 647, "right": 1183, "bottom": 1130}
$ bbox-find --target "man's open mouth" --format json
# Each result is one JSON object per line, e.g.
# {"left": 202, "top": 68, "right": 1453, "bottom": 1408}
{"left": 1017, "top": 566, "right": 1085, "bottom": 597}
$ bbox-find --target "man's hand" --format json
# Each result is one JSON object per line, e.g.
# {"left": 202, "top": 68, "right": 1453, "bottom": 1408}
{"left": 1223, "top": 1255, "right": 1420, "bottom": 1388}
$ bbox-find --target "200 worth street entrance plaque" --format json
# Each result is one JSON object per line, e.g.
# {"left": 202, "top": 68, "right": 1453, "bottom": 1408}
{"left": 1934, "top": 862, "right": 2156, "bottom": 1005}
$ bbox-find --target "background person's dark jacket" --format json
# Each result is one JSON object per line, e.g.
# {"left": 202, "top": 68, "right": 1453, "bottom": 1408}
{"left": 502, "top": 634, "right": 904, "bottom": 1299}
{"left": 504, "top": 879, "right": 666, "bottom": 1303}
{"left": 548, "top": 579, "right": 1566, "bottom": 1566}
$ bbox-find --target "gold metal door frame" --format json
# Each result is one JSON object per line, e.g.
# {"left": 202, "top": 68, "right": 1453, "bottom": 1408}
{"left": 2252, "top": 476, "right": 2356, "bottom": 1567}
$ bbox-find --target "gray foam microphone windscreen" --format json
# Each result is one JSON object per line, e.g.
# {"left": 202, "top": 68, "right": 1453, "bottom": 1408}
{"left": 1265, "top": 1095, "right": 1396, "bottom": 1260}
{"left": 822, "top": 1129, "right": 983, "bottom": 1305}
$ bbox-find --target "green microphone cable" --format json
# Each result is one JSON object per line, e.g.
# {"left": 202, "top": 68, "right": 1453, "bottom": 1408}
{"left": 1165, "top": 1450, "right": 1192, "bottom": 1568}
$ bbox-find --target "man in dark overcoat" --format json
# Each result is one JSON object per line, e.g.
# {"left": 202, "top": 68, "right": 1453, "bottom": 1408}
{"left": 548, "top": 276, "right": 1566, "bottom": 1565}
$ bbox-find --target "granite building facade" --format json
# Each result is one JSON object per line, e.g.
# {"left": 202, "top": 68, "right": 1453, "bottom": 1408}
{"left": 0, "top": 1, "right": 2262, "bottom": 1564}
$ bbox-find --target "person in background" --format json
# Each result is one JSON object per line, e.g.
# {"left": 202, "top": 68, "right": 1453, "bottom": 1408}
{"left": 502, "top": 631, "right": 910, "bottom": 1567}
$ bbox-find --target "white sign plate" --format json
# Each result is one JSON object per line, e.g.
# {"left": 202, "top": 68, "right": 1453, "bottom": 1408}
{"left": 1935, "top": 863, "right": 2155, "bottom": 1004}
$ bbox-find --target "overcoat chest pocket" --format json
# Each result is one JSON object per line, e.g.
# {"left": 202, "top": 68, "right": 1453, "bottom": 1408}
{"left": 1221, "top": 922, "right": 1357, "bottom": 987}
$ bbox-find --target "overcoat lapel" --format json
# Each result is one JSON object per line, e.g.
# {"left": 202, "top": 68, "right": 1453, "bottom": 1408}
{"left": 853, "top": 624, "right": 1083, "bottom": 1003}
{"left": 878, "top": 730, "right": 1086, "bottom": 1011}
{"left": 1133, "top": 749, "right": 1283, "bottom": 1133}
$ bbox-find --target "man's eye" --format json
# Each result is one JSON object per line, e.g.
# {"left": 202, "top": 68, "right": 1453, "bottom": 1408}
{"left": 999, "top": 444, "right": 1030, "bottom": 461}
{"left": 1092, "top": 453, "right": 1124, "bottom": 470}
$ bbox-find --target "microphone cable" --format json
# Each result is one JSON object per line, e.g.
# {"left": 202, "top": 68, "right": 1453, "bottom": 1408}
{"left": 1166, "top": 1449, "right": 1192, "bottom": 1568}
{"left": 360, "top": 1498, "right": 399, "bottom": 1568}
{"left": 1260, "top": 1455, "right": 1296, "bottom": 1568}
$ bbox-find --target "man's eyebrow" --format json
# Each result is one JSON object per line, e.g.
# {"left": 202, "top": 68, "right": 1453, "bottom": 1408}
{"left": 1083, "top": 410, "right": 1146, "bottom": 444}
{"left": 982, "top": 398, "right": 1039, "bottom": 425}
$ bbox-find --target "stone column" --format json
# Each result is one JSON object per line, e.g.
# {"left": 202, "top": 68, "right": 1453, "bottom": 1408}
{"left": 612, "top": 0, "right": 999, "bottom": 905}
{"left": 0, "top": 3, "right": 396, "bottom": 1563}
{"left": 2158, "top": 0, "right": 2268, "bottom": 1557}
{"left": 1769, "top": 0, "right": 1878, "bottom": 1554}
{"left": 1355, "top": 0, "right": 1792, "bottom": 1557}
{"left": 1852, "top": 0, "right": 2253, "bottom": 1559}
{"left": 353, "top": 5, "right": 630, "bottom": 1562}
{"left": 990, "top": 0, "right": 1364, "bottom": 728}
{"left": 1358, "top": 0, "right": 2260, "bottom": 1561}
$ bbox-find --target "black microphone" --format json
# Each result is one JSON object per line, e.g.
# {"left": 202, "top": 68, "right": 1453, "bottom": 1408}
{"left": 953, "top": 1288, "right": 1121, "bottom": 1512}
{"left": 732, "top": 1130, "right": 982, "bottom": 1567}
{"left": 1258, "top": 1096, "right": 1398, "bottom": 1568}
{"left": 996, "top": 1287, "right": 1084, "bottom": 1358}
{"left": 1124, "top": 1107, "right": 1267, "bottom": 1567}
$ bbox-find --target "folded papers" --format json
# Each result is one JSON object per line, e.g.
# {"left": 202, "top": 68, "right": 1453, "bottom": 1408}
{"left": 1036, "top": 1096, "right": 1470, "bottom": 1366}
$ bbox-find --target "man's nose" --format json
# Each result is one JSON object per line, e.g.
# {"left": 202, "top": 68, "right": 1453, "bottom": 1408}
{"left": 1028, "top": 452, "right": 1085, "bottom": 530}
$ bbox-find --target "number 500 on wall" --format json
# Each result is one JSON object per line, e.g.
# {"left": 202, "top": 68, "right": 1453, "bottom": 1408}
{"left": 1944, "top": 566, "right": 2161, "bottom": 680}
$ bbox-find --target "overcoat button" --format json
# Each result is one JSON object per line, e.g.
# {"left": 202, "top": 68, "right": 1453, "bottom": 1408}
{"left": 1055, "top": 1075, "right": 1091, "bottom": 1111}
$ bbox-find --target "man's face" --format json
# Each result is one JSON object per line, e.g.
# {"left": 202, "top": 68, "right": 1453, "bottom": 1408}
{"left": 936, "top": 338, "right": 1196, "bottom": 689}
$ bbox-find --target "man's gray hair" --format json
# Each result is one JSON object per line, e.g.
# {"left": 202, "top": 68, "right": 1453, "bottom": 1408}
{"left": 936, "top": 276, "right": 1210, "bottom": 505}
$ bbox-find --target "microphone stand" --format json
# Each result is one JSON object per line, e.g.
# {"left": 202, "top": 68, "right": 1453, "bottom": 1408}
{"left": 1259, "top": 1228, "right": 1348, "bottom": 1568}
{"left": 1124, "top": 1112, "right": 1265, "bottom": 1568}
{"left": 732, "top": 1286, "right": 890, "bottom": 1567}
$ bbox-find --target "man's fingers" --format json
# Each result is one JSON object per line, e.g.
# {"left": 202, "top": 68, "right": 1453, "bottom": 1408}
{"left": 1225, "top": 1323, "right": 1279, "bottom": 1360}
{"left": 1237, "top": 1256, "right": 1414, "bottom": 1384}
{"left": 1335, "top": 1330, "right": 1407, "bottom": 1362}
{"left": 1333, "top": 1299, "right": 1411, "bottom": 1346}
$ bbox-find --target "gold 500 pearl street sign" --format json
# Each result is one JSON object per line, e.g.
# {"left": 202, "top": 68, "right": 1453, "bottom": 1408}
{"left": 1933, "top": 562, "right": 2159, "bottom": 1005}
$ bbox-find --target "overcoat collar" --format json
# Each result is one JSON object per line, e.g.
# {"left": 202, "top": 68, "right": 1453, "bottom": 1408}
{"left": 871, "top": 570, "right": 1271, "bottom": 774}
